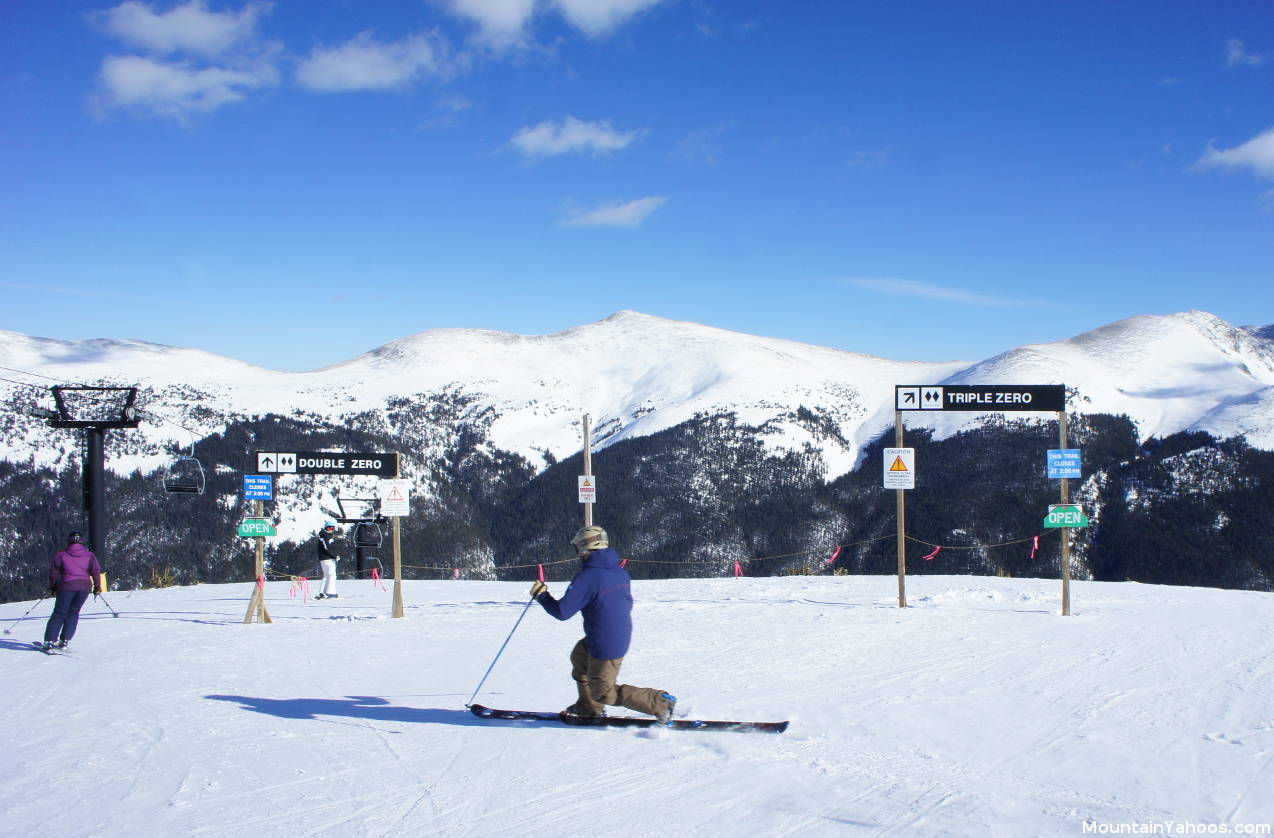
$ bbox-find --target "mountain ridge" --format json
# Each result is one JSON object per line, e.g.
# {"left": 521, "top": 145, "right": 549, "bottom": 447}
{"left": 3, "top": 310, "right": 1273, "bottom": 483}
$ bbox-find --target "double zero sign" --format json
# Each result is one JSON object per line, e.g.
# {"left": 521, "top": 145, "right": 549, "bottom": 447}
{"left": 255, "top": 451, "right": 398, "bottom": 477}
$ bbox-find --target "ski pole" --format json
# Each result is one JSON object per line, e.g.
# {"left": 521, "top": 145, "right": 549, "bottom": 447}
{"left": 95, "top": 593, "right": 120, "bottom": 618}
{"left": 464, "top": 596, "right": 537, "bottom": 708}
{"left": 3, "top": 596, "right": 48, "bottom": 635}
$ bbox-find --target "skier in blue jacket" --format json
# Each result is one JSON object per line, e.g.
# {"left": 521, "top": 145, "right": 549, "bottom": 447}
{"left": 532, "top": 525, "right": 677, "bottom": 721}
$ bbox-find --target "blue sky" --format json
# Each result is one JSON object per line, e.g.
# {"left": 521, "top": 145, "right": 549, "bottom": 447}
{"left": 2, "top": 1, "right": 1272, "bottom": 371}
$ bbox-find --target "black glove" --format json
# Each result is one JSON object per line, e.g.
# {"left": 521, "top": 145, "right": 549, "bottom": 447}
{"left": 48, "top": 585, "right": 57, "bottom": 594}
{"left": 530, "top": 580, "right": 547, "bottom": 599}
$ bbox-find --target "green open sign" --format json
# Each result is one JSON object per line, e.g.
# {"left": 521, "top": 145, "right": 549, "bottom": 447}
{"left": 237, "top": 518, "right": 277, "bottom": 537}
{"left": 1044, "top": 505, "right": 1089, "bottom": 529}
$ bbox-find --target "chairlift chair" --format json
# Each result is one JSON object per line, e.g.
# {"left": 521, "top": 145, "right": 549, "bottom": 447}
{"left": 163, "top": 455, "right": 206, "bottom": 495}
{"left": 353, "top": 521, "right": 383, "bottom": 548}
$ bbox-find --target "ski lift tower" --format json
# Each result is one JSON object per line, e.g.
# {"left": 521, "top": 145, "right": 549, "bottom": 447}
{"left": 44, "top": 386, "right": 141, "bottom": 566}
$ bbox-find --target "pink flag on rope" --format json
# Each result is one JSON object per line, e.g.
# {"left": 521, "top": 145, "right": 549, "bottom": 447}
{"left": 922, "top": 546, "right": 941, "bottom": 561}
{"left": 371, "top": 568, "right": 387, "bottom": 591}
{"left": 453, "top": 568, "right": 460, "bottom": 580}
{"left": 256, "top": 574, "right": 265, "bottom": 590}
{"left": 619, "top": 559, "right": 627, "bottom": 569}
{"left": 538, "top": 564, "right": 545, "bottom": 582}
{"left": 1030, "top": 536, "right": 1039, "bottom": 560}
{"left": 826, "top": 546, "right": 842, "bottom": 566}
{"left": 734, "top": 561, "right": 743, "bottom": 578}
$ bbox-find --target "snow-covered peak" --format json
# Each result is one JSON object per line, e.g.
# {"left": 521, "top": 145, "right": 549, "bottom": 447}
{"left": 1244, "top": 323, "right": 1274, "bottom": 342}
{"left": 927, "top": 311, "right": 1274, "bottom": 445}
{"left": 3, "top": 310, "right": 1273, "bottom": 485}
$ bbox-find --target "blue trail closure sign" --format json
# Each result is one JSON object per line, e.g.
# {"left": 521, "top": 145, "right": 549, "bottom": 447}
{"left": 243, "top": 474, "right": 273, "bottom": 500}
{"left": 1047, "top": 449, "right": 1082, "bottom": 479}
{"left": 895, "top": 384, "right": 1065, "bottom": 412}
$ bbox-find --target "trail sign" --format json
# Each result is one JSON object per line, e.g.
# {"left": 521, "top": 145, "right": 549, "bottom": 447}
{"left": 1047, "top": 449, "right": 1082, "bottom": 479}
{"left": 243, "top": 474, "right": 273, "bottom": 500}
{"left": 578, "top": 475, "right": 597, "bottom": 504}
{"left": 255, "top": 452, "right": 398, "bottom": 477}
{"left": 237, "top": 517, "right": 277, "bottom": 537}
{"left": 895, "top": 385, "right": 1065, "bottom": 412}
{"left": 1044, "top": 504, "right": 1089, "bottom": 528}
{"left": 883, "top": 448, "right": 915, "bottom": 490}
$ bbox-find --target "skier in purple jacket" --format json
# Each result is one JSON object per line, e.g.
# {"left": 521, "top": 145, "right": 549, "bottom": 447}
{"left": 43, "top": 531, "right": 103, "bottom": 651}
{"left": 531, "top": 525, "right": 677, "bottom": 721}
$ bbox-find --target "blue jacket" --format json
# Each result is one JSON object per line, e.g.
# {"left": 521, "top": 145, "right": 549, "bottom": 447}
{"left": 536, "top": 547, "right": 633, "bottom": 660}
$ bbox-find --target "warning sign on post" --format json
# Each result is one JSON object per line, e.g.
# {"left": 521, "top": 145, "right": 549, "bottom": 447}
{"left": 578, "top": 475, "right": 597, "bottom": 504}
{"left": 378, "top": 479, "right": 410, "bottom": 517}
{"left": 883, "top": 448, "right": 915, "bottom": 490}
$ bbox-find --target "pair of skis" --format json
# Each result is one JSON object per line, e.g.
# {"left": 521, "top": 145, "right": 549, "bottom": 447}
{"left": 469, "top": 704, "right": 788, "bottom": 734}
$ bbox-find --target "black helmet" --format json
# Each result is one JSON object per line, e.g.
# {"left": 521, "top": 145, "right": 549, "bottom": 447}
{"left": 67, "top": 531, "right": 83, "bottom": 543}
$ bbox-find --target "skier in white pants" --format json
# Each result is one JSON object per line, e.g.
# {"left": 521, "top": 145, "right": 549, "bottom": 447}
{"left": 316, "top": 521, "right": 341, "bottom": 599}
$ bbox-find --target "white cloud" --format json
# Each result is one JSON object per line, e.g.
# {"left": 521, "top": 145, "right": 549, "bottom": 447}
{"left": 1197, "top": 128, "right": 1274, "bottom": 180}
{"left": 1226, "top": 38, "right": 1267, "bottom": 68}
{"left": 97, "top": 53, "right": 277, "bottom": 118}
{"left": 561, "top": 196, "right": 667, "bottom": 228}
{"left": 98, "top": 0, "right": 270, "bottom": 57}
{"left": 296, "top": 32, "right": 446, "bottom": 91}
{"left": 847, "top": 149, "right": 889, "bottom": 169}
{"left": 550, "top": 0, "right": 663, "bottom": 37}
{"left": 673, "top": 123, "right": 729, "bottom": 166}
{"left": 511, "top": 116, "right": 644, "bottom": 156}
{"left": 437, "top": 0, "right": 661, "bottom": 46}
{"left": 835, "top": 277, "right": 1038, "bottom": 307}
{"left": 441, "top": 0, "right": 537, "bottom": 48}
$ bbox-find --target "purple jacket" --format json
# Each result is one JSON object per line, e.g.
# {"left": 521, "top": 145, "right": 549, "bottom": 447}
{"left": 536, "top": 547, "right": 634, "bottom": 660}
{"left": 49, "top": 543, "right": 102, "bottom": 592}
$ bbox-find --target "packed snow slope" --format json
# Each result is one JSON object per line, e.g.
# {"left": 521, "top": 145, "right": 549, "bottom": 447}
{"left": 1, "top": 575, "right": 1270, "bottom": 837}
{"left": 2, "top": 310, "right": 1272, "bottom": 484}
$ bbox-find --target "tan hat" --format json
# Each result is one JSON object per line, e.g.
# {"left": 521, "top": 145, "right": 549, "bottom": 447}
{"left": 570, "top": 525, "right": 608, "bottom": 553}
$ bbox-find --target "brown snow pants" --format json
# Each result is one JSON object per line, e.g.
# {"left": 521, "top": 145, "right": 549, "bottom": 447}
{"left": 569, "top": 638, "right": 667, "bottom": 717}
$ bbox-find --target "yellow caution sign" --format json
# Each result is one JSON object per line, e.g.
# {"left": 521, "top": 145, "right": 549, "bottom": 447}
{"left": 883, "top": 448, "right": 915, "bottom": 490}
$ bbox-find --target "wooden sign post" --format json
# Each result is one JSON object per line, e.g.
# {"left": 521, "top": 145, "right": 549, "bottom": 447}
{"left": 895, "top": 411, "right": 907, "bottom": 608}
{"left": 243, "top": 498, "right": 272, "bottom": 624}
{"left": 392, "top": 454, "right": 404, "bottom": 618}
{"left": 893, "top": 384, "right": 1070, "bottom": 613}
{"left": 582, "top": 414, "right": 593, "bottom": 528}
{"left": 1058, "top": 412, "right": 1071, "bottom": 617}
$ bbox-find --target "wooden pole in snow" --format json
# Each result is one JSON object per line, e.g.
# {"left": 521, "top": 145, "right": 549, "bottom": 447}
{"left": 243, "top": 499, "right": 271, "bottom": 624}
{"left": 1059, "top": 411, "right": 1071, "bottom": 616}
{"left": 896, "top": 410, "right": 907, "bottom": 608}
{"left": 582, "top": 414, "right": 593, "bottom": 528}
{"left": 392, "top": 453, "right": 404, "bottom": 618}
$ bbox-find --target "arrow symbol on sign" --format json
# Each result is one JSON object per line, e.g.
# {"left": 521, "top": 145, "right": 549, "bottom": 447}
{"left": 903, "top": 392, "right": 916, "bottom": 404}
{"left": 262, "top": 456, "right": 275, "bottom": 469}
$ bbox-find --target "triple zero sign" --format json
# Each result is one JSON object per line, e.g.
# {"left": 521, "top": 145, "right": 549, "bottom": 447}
{"left": 883, "top": 448, "right": 915, "bottom": 490}
{"left": 896, "top": 385, "right": 1066, "bottom": 412}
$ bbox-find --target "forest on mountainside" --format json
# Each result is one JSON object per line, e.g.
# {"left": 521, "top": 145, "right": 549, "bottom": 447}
{"left": 1, "top": 411, "right": 1271, "bottom": 603}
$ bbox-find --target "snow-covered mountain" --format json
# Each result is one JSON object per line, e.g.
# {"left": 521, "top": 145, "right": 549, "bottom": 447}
{"left": 2, "top": 308, "right": 1274, "bottom": 478}
{"left": 3, "top": 309, "right": 1274, "bottom": 597}
{"left": 3, "top": 309, "right": 1273, "bottom": 483}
